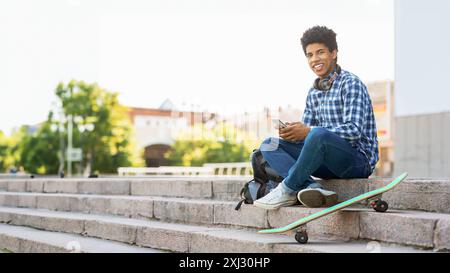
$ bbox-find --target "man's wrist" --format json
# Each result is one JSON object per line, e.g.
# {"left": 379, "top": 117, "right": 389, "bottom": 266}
{"left": 305, "top": 126, "right": 311, "bottom": 136}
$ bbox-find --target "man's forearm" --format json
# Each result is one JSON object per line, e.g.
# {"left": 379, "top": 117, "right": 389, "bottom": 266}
{"left": 327, "top": 122, "right": 361, "bottom": 141}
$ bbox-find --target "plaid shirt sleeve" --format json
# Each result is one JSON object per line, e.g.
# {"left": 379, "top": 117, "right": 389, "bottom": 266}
{"left": 326, "top": 79, "right": 367, "bottom": 142}
{"left": 301, "top": 90, "right": 318, "bottom": 126}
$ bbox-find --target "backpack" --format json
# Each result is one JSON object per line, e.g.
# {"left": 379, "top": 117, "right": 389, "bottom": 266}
{"left": 235, "top": 149, "right": 284, "bottom": 210}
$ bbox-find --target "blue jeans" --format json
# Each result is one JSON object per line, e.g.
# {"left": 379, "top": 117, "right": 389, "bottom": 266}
{"left": 260, "top": 127, "right": 372, "bottom": 192}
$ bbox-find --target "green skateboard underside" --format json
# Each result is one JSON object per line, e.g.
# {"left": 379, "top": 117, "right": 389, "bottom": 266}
{"left": 258, "top": 172, "right": 408, "bottom": 234}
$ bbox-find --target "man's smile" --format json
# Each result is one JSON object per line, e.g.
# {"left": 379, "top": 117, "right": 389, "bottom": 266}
{"left": 313, "top": 63, "right": 324, "bottom": 72}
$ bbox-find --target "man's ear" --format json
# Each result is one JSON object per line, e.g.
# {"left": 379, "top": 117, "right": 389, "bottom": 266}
{"left": 332, "top": 49, "right": 337, "bottom": 61}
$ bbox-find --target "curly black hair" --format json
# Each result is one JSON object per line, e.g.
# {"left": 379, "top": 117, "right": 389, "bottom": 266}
{"left": 300, "top": 26, "right": 338, "bottom": 55}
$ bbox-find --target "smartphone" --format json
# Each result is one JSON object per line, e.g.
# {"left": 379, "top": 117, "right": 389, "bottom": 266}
{"left": 272, "top": 119, "right": 287, "bottom": 129}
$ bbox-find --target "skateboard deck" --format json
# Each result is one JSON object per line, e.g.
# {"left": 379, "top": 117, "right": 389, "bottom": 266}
{"left": 257, "top": 172, "right": 408, "bottom": 243}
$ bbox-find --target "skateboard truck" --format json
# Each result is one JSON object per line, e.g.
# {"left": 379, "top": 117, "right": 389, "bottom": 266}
{"left": 368, "top": 195, "right": 389, "bottom": 212}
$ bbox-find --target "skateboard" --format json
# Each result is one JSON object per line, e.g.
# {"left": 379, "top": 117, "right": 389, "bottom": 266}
{"left": 257, "top": 172, "right": 408, "bottom": 244}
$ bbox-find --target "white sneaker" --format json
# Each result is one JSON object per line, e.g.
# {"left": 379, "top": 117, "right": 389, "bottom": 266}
{"left": 297, "top": 188, "right": 338, "bottom": 208}
{"left": 253, "top": 184, "right": 298, "bottom": 210}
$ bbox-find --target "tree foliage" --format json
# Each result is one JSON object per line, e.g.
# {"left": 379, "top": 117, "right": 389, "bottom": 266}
{"left": 17, "top": 122, "right": 61, "bottom": 174}
{"left": 0, "top": 128, "right": 26, "bottom": 173}
{"left": 53, "top": 80, "right": 140, "bottom": 174}
{"left": 0, "top": 131, "right": 8, "bottom": 172}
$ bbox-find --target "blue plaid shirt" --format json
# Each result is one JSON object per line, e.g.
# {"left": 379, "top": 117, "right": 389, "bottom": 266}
{"left": 302, "top": 68, "right": 379, "bottom": 172}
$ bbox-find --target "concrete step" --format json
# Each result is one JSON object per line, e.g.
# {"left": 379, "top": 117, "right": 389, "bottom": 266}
{"left": 323, "top": 177, "right": 450, "bottom": 214}
{"left": 0, "top": 223, "right": 165, "bottom": 253}
{"left": 1, "top": 176, "right": 450, "bottom": 213}
{"left": 0, "top": 177, "right": 247, "bottom": 201}
{"left": 0, "top": 193, "right": 449, "bottom": 251}
{"left": 0, "top": 207, "right": 434, "bottom": 253}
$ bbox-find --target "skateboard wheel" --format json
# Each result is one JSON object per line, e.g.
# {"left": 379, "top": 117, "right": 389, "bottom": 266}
{"left": 373, "top": 200, "right": 388, "bottom": 212}
{"left": 295, "top": 230, "right": 308, "bottom": 244}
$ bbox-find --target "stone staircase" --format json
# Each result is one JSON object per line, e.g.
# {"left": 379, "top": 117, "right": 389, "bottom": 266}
{"left": 0, "top": 176, "right": 449, "bottom": 253}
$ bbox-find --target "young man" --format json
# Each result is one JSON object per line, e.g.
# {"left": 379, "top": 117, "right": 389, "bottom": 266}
{"left": 254, "top": 26, "right": 379, "bottom": 210}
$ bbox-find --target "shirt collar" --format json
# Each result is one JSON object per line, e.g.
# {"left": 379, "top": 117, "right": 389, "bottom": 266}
{"left": 326, "top": 64, "right": 339, "bottom": 79}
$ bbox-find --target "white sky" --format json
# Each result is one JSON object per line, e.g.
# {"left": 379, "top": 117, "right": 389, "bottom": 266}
{"left": 0, "top": 0, "right": 394, "bottom": 135}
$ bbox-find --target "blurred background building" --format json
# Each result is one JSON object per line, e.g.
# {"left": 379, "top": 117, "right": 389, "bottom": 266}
{"left": 394, "top": 0, "right": 450, "bottom": 178}
{"left": 128, "top": 99, "right": 216, "bottom": 167}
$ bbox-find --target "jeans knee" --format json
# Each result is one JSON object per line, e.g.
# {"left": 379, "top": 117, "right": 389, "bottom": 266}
{"left": 261, "top": 137, "right": 274, "bottom": 145}
{"left": 260, "top": 137, "right": 280, "bottom": 152}
{"left": 306, "top": 127, "right": 329, "bottom": 145}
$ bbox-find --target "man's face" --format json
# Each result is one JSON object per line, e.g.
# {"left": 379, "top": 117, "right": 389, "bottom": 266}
{"left": 305, "top": 43, "right": 337, "bottom": 79}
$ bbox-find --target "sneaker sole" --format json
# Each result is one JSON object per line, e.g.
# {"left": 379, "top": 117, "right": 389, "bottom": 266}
{"left": 253, "top": 199, "right": 298, "bottom": 210}
{"left": 298, "top": 189, "right": 338, "bottom": 208}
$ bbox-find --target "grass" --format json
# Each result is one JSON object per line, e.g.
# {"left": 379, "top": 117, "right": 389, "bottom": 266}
{"left": 0, "top": 248, "right": 14, "bottom": 253}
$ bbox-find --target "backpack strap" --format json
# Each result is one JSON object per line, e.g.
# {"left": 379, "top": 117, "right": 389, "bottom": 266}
{"left": 235, "top": 199, "right": 245, "bottom": 210}
{"left": 235, "top": 183, "right": 249, "bottom": 210}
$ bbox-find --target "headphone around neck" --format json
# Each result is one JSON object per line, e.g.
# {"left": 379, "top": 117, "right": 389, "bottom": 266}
{"left": 313, "top": 64, "right": 341, "bottom": 91}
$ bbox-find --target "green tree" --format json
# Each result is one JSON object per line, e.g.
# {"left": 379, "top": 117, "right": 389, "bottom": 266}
{"left": 0, "top": 129, "right": 26, "bottom": 173}
{"left": 0, "top": 131, "right": 8, "bottom": 172}
{"left": 54, "top": 80, "right": 141, "bottom": 174}
{"left": 17, "top": 121, "right": 61, "bottom": 174}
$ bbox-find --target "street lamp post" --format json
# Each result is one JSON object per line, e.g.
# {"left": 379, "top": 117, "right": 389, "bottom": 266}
{"left": 51, "top": 102, "right": 66, "bottom": 178}
{"left": 59, "top": 119, "right": 65, "bottom": 178}
{"left": 67, "top": 114, "right": 73, "bottom": 177}
{"left": 84, "top": 123, "right": 95, "bottom": 177}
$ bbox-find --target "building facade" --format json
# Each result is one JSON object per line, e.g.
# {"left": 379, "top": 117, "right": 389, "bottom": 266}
{"left": 394, "top": 0, "right": 450, "bottom": 177}
{"left": 127, "top": 100, "right": 216, "bottom": 167}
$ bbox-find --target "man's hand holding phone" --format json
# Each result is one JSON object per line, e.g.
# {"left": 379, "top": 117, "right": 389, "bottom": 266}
{"left": 278, "top": 121, "right": 311, "bottom": 142}
{"left": 272, "top": 119, "right": 288, "bottom": 130}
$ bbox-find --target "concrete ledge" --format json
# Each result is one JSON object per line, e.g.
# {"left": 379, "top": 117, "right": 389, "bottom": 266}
{"left": 189, "top": 229, "right": 281, "bottom": 253}
{"left": 368, "top": 179, "right": 450, "bottom": 213}
{"left": 108, "top": 198, "right": 153, "bottom": 219}
{"left": 131, "top": 179, "right": 213, "bottom": 198}
{"left": 434, "top": 219, "right": 450, "bottom": 251}
{"left": 359, "top": 211, "right": 438, "bottom": 248}
{"left": 37, "top": 195, "right": 87, "bottom": 212}
{"left": 0, "top": 232, "right": 66, "bottom": 253}
{"left": 0, "top": 177, "right": 246, "bottom": 200}
{"left": 78, "top": 180, "right": 131, "bottom": 195}
{"left": 319, "top": 177, "right": 450, "bottom": 214}
{"left": 153, "top": 198, "right": 216, "bottom": 224}
{"left": 8, "top": 212, "right": 85, "bottom": 234}
{"left": 7, "top": 181, "right": 27, "bottom": 192}
{"left": 84, "top": 220, "right": 137, "bottom": 244}
{"left": 0, "top": 192, "right": 154, "bottom": 220}
{"left": 136, "top": 226, "right": 192, "bottom": 253}
{"left": 214, "top": 203, "right": 269, "bottom": 228}
{"left": 211, "top": 180, "right": 247, "bottom": 201}
{"left": 0, "top": 194, "right": 37, "bottom": 208}
{"left": 0, "top": 181, "right": 7, "bottom": 191}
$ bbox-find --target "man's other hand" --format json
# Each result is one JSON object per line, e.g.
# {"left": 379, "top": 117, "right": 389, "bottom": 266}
{"left": 279, "top": 122, "right": 311, "bottom": 142}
